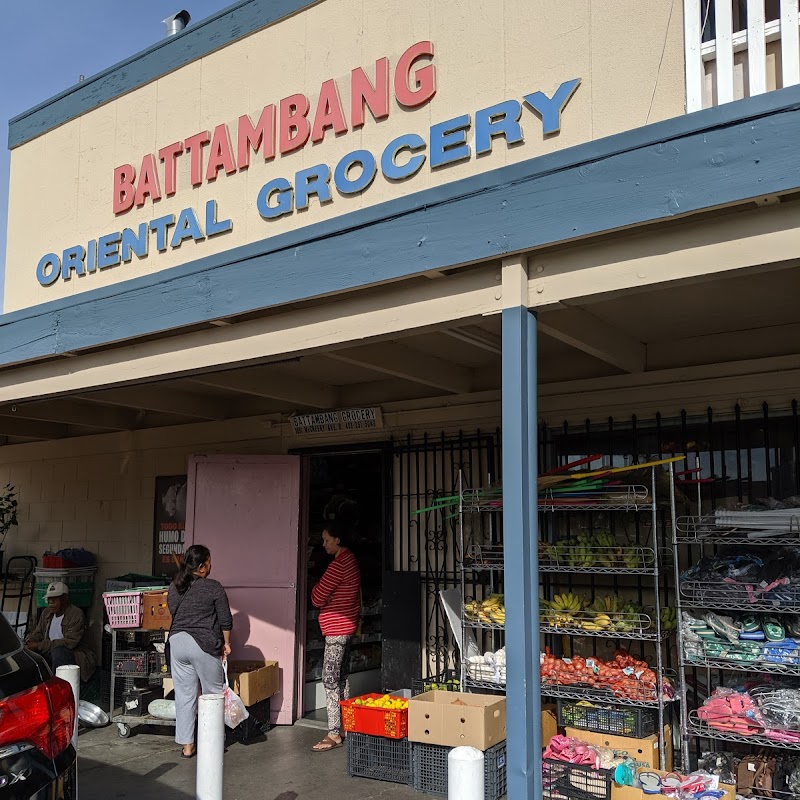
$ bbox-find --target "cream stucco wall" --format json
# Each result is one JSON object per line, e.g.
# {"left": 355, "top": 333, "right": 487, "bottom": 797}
{"left": 4, "top": 0, "right": 686, "bottom": 312}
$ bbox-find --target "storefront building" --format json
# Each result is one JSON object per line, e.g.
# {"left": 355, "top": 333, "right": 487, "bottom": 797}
{"left": 2, "top": 0, "right": 800, "bottom": 795}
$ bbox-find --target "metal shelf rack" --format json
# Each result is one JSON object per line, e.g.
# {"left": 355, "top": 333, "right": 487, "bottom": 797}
{"left": 110, "top": 627, "right": 174, "bottom": 739}
{"left": 453, "top": 463, "right": 679, "bottom": 771}
{"left": 673, "top": 502, "right": 800, "bottom": 768}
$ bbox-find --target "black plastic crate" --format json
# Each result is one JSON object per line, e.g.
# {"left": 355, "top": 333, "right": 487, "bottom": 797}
{"left": 411, "top": 671, "right": 462, "bottom": 697}
{"left": 228, "top": 698, "right": 271, "bottom": 745}
{"left": 152, "top": 652, "right": 169, "bottom": 677}
{"left": 347, "top": 733, "right": 412, "bottom": 785}
{"left": 412, "top": 740, "right": 507, "bottom": 799}
{"left": 542, "top": 759, "right": 612, "bottom": 800}
{"left": 557, "top": 699, "right": 656, "bottom": 738}
{"left": 112, "top": 650, "right": 151, "bottom": 674}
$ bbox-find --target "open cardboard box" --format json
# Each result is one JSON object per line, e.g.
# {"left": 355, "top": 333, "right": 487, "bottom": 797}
{"left": 565, "top": 726, "right": 673, "bottom": 772}
{"left": 408, "top": 690, "right": 506, "bottom": 750}
{"left": 612, "top": 768, "right": 735, "bottom": 800}
{"left": 227, "top": 660, "right": 279, "bottom": 707}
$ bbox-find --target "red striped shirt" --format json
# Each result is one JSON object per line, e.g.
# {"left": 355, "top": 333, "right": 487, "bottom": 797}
{"left": 311, "top": 547, "right": 361, "bottom": 637}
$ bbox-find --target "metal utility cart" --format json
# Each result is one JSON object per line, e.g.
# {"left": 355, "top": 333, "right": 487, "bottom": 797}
{"left": 110, "top": 626, "right": 174, "bottom": 738}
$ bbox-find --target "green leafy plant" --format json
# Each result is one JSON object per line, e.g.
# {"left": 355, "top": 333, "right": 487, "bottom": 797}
{"left": 0, "top": 484, "right": 19, "bottom": 548}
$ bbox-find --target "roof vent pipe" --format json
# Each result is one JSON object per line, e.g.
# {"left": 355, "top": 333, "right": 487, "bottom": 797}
{"left": 163, "top": 10, "right": 191, "bottom": 36}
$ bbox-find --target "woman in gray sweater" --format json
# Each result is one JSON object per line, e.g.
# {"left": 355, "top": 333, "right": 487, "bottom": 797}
{"left": 167, "top": 544, "right": 233, "bottom": 758}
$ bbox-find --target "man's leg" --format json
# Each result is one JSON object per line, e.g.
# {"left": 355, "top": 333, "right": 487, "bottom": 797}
{"left": 50, "top": 646, "right": 76, "bottom": 670}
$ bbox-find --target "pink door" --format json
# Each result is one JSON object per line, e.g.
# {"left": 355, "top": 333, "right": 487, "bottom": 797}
{"left": 185, "top": 454, "right": 301, "bottom": 725}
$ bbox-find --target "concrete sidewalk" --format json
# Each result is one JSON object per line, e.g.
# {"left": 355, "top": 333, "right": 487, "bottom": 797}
{"left": 77, "top": 723, "right": 418, "bottom": 800}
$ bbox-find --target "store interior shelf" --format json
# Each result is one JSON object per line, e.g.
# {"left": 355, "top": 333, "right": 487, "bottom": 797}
{"left": 676, "top": 513, "right": 800, "bottom": 545}
{"left": 539, "top": 623, "right": 674, "bottom": 641}
{"left": 687, "top": 715, "right": 800, "bottom": 751}
{"left": 463, "top": 677, "right": 506, "bottom": 692}
{"left": 539, "top": 683, "right": 669, "bottom": 708}
{"left": 684, "top": 656, "right": 800, "bottom": 677}
{"left": 678, "top": 582, "right": 800, "bottom": 613}
{"left": 464, "top": 620, "right": 506, "bottom": 631}
{"left": 462, "top": 545, "right": 504, "bottom": 571}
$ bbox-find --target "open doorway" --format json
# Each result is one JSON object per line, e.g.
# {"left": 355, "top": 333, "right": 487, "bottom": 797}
{"left": 301, "top": 449, "right": 386, "bottom": 721}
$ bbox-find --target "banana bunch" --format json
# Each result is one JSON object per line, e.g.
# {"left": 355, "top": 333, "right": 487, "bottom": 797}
{"left": 660, "top": 607, "right": 677, "bottom": 630}
{"left": 465, "top": 594, "right": 505, "bottom": 625}
{"left": 580, "top": 613, "right": 613, "bottom": 632}
{"left": 551, "top": 593, "right": 585, "bottom": 612}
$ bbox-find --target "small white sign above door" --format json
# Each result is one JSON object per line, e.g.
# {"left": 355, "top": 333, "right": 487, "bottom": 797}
{"left": 290, "top": 407, "right": 384, "bottom": 435}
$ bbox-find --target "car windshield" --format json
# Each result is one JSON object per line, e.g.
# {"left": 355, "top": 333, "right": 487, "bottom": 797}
{"left": 0, "top": 615, "right": 22, "bottom": 657}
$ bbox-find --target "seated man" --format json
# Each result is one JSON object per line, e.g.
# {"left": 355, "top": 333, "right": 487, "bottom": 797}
{"left": 25, "top": 582, "right": 97, "bottom": 682}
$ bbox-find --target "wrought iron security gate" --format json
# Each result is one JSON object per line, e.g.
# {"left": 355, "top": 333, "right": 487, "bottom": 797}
{"left": 389, "top": 401, "right": 800, "bottom": 680}
{"left": 390, "top": 431, "right": 501, "bottom": 679}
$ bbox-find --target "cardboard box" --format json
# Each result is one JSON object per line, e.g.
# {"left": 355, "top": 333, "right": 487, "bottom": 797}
{"left": 142, "top": 591, "right": 172, "bottom": 631}
{"left": 162, "top": 677, "right": 174, "bottom": 699}
{"left": 612, "top": 769, "right": 734, "bottom": 800}
{"left": 408, "top": 691, "right": 506, "bottom": 750}
{"left": 542, "top": 704, "right": 558, "bottom": 746}
{"left": 227, "top": 660, "right": 279, "bottom": 707}
{"left": 565, "top": 727, "right": 673, "bottom": 772}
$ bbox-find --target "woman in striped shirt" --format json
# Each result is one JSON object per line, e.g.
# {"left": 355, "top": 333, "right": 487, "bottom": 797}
{"left": 310, "top": 521, "right": 361, "bottom": 752}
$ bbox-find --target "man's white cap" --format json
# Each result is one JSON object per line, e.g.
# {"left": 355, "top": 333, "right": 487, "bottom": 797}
{"left": 45, "top": 581, "right": 69, "bottom": 599}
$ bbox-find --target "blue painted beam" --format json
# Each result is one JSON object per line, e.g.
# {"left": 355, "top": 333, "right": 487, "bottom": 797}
{"left": 2, "top": 86, "right": 800, "bottom": 368}
{"left": 502, "top": 305, "right": 540, "bottom": 799}
{"left": 7, "top": 0, "right": 320, "bottom": 149}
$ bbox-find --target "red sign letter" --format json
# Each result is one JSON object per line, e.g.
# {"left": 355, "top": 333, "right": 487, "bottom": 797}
{"left": 159, "top": 141, "right": 184, "bottom": 196}
{"left": 113, "top": 164, "right": 136, "bottom": 215}
{"left": 279, "top": 94, "right": 311, "bottom": 155}
{"left": 134, "top": 154, "right": 162, "bottom": 207}
{"left": 351, "top": 57, "right": 390, "bottom": 129}
{"left": 311, "top": 79, "right": 348, "bottom": 144}
{"left": 184, "top": 131, "right": 211, "bottom": 187}
{"left": 206, "top": 124, "right": 237, "bottom": 182}
{"left": 395, "top": 41, "right": 437, "bottom": 108}
{"left": 238, "top": 105, "right": 276, "bottom": 169}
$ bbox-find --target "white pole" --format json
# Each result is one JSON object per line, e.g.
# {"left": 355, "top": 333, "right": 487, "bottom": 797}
{"left": 56, "top": 664, "right": 80, "bottom": 800}
{"left": 196, "top": 693, "right": 224, "bottom": 800}
{"left": 55, "top": 665, "right": 80, "bottom": 747}
{"left": 448, "top": 746, "right": 484, "bottom": 800}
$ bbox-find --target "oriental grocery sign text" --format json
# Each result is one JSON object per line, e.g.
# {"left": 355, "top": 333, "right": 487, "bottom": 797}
{"left": 35, "top": 41, "right": 581, "bottom": 287}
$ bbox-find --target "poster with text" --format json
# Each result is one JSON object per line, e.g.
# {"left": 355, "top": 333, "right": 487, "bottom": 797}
{"left": 153, "top": 475, "right": 187, "bottom": 578}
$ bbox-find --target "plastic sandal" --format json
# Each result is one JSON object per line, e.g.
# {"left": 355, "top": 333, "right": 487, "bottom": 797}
{"left": 639, "top": 771, "right": 662, "bottom": 794}
{"left": 764, "top": 616, "right": 785, "bottom": 642}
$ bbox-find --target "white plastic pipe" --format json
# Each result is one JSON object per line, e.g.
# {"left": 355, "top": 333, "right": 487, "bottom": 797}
{"left": 56, "top": 664, "right": 80, "bottom": 800}
{"left": 196, "top": 693, "right": 224, "bottom": 800}
{"left": 448, "top": 746, "right": 484, "bottom": 800}
{"left": 56, "top": 665, "right": 80, "bottom": 747}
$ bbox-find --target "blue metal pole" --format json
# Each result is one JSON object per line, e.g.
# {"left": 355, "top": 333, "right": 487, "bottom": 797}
{"left": 502, "top": 305, "right": 540, "bottom": 800}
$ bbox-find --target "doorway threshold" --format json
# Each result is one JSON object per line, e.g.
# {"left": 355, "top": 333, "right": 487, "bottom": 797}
{"left": 295, "top": 708, "right": 328, "bottom": 730}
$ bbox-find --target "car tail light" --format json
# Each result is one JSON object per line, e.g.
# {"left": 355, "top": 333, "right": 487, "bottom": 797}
{"left": 0, "top": 677, "right": 75, "bottom": 759}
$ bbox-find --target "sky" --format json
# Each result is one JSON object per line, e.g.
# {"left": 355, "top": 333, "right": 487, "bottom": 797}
{"left": 0, "top": 0, "right": 235, "bottom": 313}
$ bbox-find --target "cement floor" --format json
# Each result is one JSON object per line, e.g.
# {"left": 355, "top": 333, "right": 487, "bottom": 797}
{"left": 77, "top": 723, "right": 418, "bottom": 800}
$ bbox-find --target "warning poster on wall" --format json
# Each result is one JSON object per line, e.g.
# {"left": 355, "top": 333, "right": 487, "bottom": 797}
{"left": 152, "top": 475, "right": 187, "bottom": 578}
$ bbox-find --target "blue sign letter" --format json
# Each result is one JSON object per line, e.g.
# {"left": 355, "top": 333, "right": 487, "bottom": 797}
{"left": 429, "top": 115, "right": 472, "bottom": 169}
{"left": 205, "top": 200, "right": 233, "bottom": 237}
{"left": 295, "top": 165, "right": 332, "bottom": 211}
{"left": 61, "top": 245, "right": 87, "bottom": 280}
{"left": 36, "top": 254, "right": 61, "bottom": 287}
{"left": 475, "top": 100, "right": 524, "bottom": 156}
{"left": 171, "top": 207, "right": 205, "bottom": 248}
{"left": 334, "top": 150, "right": 378, "bottom": 195}
{"left": 257, "top": 178, "right": 294, "bottom": 220}
{"left": 523, "top": 78, "right": 581, "bottom": 135}
{"left": 149, "top": 215, "right": 177, "bottom": 253}
{"left": 97, "top": 232, "right": 122, "bottom": 270}
{"left": 381, "top": 134, "right": 427, "bottom": 181}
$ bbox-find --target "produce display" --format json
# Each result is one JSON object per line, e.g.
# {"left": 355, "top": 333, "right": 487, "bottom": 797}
{"left": 540, "top": 594, "right": 676, "bottom": 634}
{"left": 464, "top": 594, "right": 505, "bottom": 625}
{"left": 540, "top": 531, "right": 653, "bottom": 570}
{"left": 540, "top": 649, "right": 674, "bottom": 703}
{"left": 352, "top": 694, "right": 409, "bottom": 710}
{"left": 467, "top": 646, "right": 506, "bottom": 684}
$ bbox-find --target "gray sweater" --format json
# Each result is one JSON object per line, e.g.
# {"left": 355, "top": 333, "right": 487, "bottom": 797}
{"left": 167, "top": 578, "right": 233, "bottom": 657}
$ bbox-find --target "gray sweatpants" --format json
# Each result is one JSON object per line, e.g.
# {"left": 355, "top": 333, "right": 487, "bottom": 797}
{"left": 169, "top": 631, "right": 225, "bottom": 745}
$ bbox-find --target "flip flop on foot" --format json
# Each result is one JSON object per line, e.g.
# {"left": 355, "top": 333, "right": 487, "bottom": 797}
{"left": 181, "top": 746, "right": 196, "bottom": 759}
{"left": 312, "top": 735, "right": 343, "bottom": 752}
